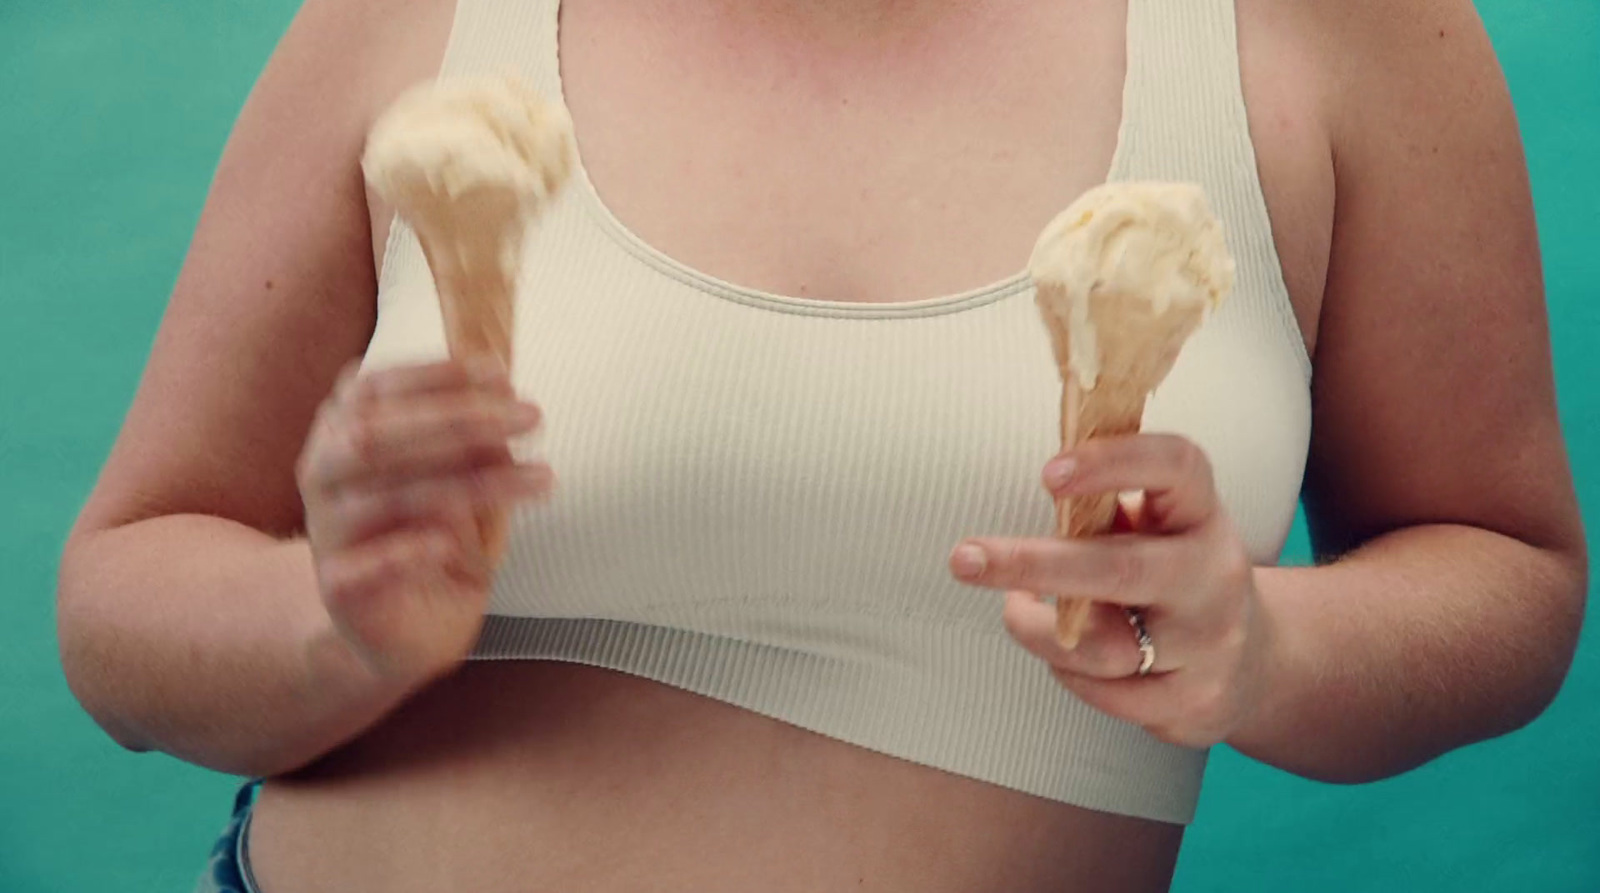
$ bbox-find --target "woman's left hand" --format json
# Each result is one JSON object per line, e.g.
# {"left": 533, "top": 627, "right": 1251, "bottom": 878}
{"left": 948, "top": 434, "right": 1277, "bottom": 749}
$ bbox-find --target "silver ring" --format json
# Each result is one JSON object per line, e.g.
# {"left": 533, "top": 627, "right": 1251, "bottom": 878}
{"left": 1124, "top": 607, "right": 1156, "bottom": 677}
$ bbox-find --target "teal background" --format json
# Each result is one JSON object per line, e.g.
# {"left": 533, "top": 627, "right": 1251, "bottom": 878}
{"left": 1, "top": 2, "right": 1595, "bottom": 890}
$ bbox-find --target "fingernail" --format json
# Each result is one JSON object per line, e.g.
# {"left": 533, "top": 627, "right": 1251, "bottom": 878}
{"left": 511, "top": 401, "right": 541, "bottom": 424}
{"left": 515, "top": 465, "right": 554, "bottom": 492}
{"left": 950, "top": 544, "right": 988, "bottom": 579}
{"left": 1043, "top": 458, "right": 1077, "bottom": 491}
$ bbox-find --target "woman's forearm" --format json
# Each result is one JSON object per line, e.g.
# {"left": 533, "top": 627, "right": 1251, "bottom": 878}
{"left": 57, "top": 515, "right": 417, "bottom": 778}
{"left": 1228, "top": 524, "right": 1587, "bottom": 783}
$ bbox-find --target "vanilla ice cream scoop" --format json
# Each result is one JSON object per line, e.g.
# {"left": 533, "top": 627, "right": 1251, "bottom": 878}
{"left": 1029, "top": 182, "right": 1233, "bottom": 647}
{"left": 363, "top": 75, "right": 574, "bottom": 366}
{"left": 361, "top": 76, "right": 576, "bottom": 560}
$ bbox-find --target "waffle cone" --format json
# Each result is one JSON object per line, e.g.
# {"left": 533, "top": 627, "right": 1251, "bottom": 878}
{"left": 414, "top": 210, "right": 524, "bottom": 562}
{"left": 1039, "top": 284, "right": 1207, "bottom": 647}
{"left": 362, "top": 77, "right": 575, "bottom": 567}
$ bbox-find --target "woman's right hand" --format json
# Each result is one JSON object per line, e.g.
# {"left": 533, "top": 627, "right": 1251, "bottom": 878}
{"left": 296, "top": 357, "right": 553, "bottom": 687}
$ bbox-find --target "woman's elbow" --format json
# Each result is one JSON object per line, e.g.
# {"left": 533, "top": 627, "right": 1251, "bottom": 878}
{"left": 55, "top": 629, "right": 156, "bottom": 756}
{"left": 55, "top": 536, "right": 154, "bottom": 755}
{"left": 1538, "top": 540, "right": 1586, "bottom": 675}
{"left": 1495, "top": 541, "right": 1588, "bottom": 737}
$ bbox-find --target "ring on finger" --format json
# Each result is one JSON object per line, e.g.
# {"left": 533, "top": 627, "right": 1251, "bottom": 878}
{"left": 1124, "top": 607, "right": 1156, "bottom": 677}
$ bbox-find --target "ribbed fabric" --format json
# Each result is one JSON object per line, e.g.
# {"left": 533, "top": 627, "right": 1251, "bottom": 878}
{"left": 361, "top": 0, "right": 1312, "bottom": 825}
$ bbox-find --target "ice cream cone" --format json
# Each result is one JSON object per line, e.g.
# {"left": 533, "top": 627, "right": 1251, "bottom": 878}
{"left": 411, "top": 189, "right": 526, "bottom": 370}
{"left": 362, "top": 76, "right": 575, "bottom": 562}
{"left": 1029, "top": 182, "right": 1233, "bottom": 649}
{"left": 410, "top": 196, "right": 525, "bottom": 559}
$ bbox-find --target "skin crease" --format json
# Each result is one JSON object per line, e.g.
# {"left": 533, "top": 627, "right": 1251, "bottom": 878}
{"left": 53, "top": 2, "right": 1584, "bottom": 893}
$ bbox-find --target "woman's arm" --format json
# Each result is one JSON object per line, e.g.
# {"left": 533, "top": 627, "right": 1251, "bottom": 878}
{"left": 1225, "top": 0, "right": 1586, "bottom": 781}
{"left": 59, "top": 522, "right": 402, "bottom": 777}
{"left": 56, "top": 0, "right": 455, "bottom": 777}
{"left": 950, "top": 0, "right": 1584, "bottom": 784}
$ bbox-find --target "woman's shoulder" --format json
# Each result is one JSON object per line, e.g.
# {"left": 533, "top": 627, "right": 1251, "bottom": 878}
{"left": 1231, "top": 0, "right": 1516, "bottom": 355}
{"left": 254, "top": 0, "right": 459, "bottom": 266}
{"left": 1249, "top": 0, "right": 1506, "bottom": 130}
{"left": 264, "top": 0, "right": 457, "bottom": 133}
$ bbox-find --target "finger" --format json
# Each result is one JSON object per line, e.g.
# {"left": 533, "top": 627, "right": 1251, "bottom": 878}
{"left": 950, "top": 535, "right": 1208, "bottom": 608}
{"left": 342, "top": 483, "right": 493, "bottom": 577}
{"left": 1001, "top": 593, "right": 1151, "bottom": 679}
{"left": 317, "top": 396, "right": 542, "bottom": 488}
{"left": 321, "top": 526, "right": 461, "bottom": 619}
{"left": 431, "top": 496, "right": 495, "bottom": 583}
{"left": 334, "top": 463, "right": 555, "bottom": 544}
{"left": 329, "top": 358, "right": 368, "bottom": 411}
{"left": 319, "top": 522, "right": 497, "bottom": 672}
{"left": 348, "top": 357, "right": 514, "bottom": 406}
{"left": 1046, "top": 435, "right": 1217, "bottom": 532}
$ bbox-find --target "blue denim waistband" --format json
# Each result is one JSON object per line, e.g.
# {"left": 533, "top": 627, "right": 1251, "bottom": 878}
{"left": 192, "top": 781, "right": 262, "bottom": 893}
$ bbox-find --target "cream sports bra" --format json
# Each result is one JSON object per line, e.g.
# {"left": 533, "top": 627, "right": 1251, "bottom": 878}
{"left": 359, "top": 0, "right": 1312, "bottom": 825}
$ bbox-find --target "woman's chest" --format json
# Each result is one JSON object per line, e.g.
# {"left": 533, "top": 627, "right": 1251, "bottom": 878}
{"left": 459, "top": 276, "right": 1309, "bottom": 625}
{"left": 558, "top": 0, "right": 1128, "bottom": 304}
{"left": 556, "top": 0, "right": 1333, "bottom": 346}
{"left": 364, "top": 0, "right": 1320, "bottom": 623}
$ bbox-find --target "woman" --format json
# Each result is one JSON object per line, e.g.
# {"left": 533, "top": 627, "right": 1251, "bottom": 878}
{"left": 57, "top": 0, "right": 1586, "bottom": 890}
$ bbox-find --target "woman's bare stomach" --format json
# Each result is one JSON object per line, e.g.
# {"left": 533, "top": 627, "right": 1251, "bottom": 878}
{"left": 247, "top": 660, "right": 1183, "bottom": 892}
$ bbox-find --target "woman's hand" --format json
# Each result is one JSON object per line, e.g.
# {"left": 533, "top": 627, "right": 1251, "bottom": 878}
{"left": 948, "top": 434, "right": 1275, "bottom": 749}
{"left": 297, "top": 357, "right": 554, "bottom": 687}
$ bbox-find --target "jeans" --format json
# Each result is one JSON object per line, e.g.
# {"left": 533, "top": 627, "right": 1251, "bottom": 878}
{"left": 190, "top": 781, "right": 262, "bottom": 893}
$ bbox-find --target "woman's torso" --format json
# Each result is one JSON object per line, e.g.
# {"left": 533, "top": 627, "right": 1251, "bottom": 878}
{"left": 249, "top": 1, "right": 1332, "bottom": 890}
